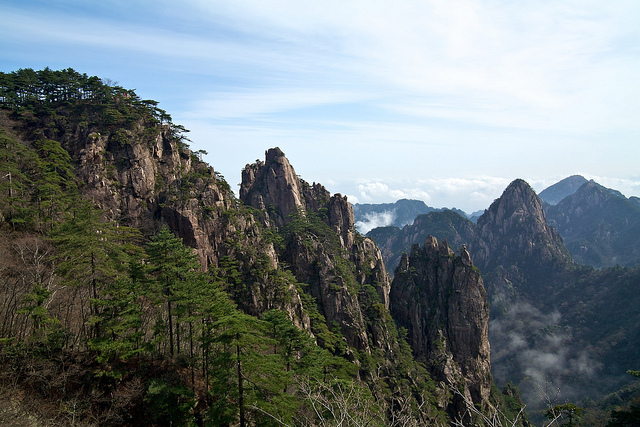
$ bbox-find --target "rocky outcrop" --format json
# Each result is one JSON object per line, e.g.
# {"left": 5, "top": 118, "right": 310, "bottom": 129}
{"left": 390, "top": 235, "right": 492, "bottom": 414}
{"left": 54, "top": 124, "right": 317, "bottom": 332}
{"left": 367, "top": 209, "right": 477, "bottom": 276}
{"left": 72, "top": 125, "right": 241, "bottom": 269}
{"left": 240, "top": 148, "right": 390, "bottom": 353}
{"left": 240, "top": 147, "right": 305, "bottom": 228}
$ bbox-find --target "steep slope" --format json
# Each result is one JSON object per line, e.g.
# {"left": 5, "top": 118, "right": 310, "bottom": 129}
{"left": 368, "top": 178, "right": 640, "bottom": 420}
{"left": 538, "top": 175, "right": 588, "bottom": 205}
{"left": 390, "top": 236, "right": 492, "bottom": 415}
{"left": 473, "top": 179, "right": 572, "bottom": 277}
{"left": 546, "top": 180, "right": 640, "bottom": 268}
{"left": 240, "top": 148, "right": 387, "bottom": 352}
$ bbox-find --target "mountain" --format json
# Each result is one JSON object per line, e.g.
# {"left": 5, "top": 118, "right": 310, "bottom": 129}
{"left": 545, "top": 180, "right": 640, "bottom": 268}
{"left": 353, "top": 199, "right": 436, "bottom": 233}
{"left": 367, "top": 178, "right": 640, "bottom": 422}
{"left": 353, "top": 198, "right": 473, "bottom": 233}
{"left": 538, "top": 174, "right": 588, "bottom": 205}
{"left": 367, "top": 209, "right": 477, "bottom": 277}
{"left": 0, "top": 68, "right": 514, "bottom": 425}
{"left": 473, "top": 179, "right": 572, "bottom": 277}
{"left": 391, "top": 236, "right": 492, "bottom": 415}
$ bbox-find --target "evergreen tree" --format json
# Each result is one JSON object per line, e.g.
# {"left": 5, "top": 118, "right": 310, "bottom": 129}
{"left": 50, "top": 201, "right": 140, "bottom": 341}
{"left": 145, "top": 226, "right": 200, "bottom": 358}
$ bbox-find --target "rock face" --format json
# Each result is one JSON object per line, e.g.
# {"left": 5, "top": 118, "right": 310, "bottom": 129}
{"left": 473, "top": 179, "right": 571, "bottom": 275}
{"left": 240, "top": 148, "right": 389, "bottom": 352}
{"left": 367, "top": 209, "right": 477, "bottom": 277}
{"left": 72, "top": 126, "right": 241, "bottom": 269}
{"left": 390, "top": 236, "right": 492, "bottom": 413}
{"left": 54, "top": 125, "right": 316, "bottom": 331}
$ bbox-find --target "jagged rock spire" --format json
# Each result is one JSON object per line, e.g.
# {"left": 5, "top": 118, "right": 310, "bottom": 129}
{"left": 390, "top": 235, "right": 492, "bottom": 415}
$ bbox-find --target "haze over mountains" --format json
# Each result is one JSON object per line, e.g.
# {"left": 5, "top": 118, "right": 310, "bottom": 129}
{"left": 356, "top": 175, "right": 640, "bottom": 269}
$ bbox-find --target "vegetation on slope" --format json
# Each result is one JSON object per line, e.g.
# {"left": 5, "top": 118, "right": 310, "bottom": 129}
{"left": 0, "top": 68, "right": 473, "bottom": 426}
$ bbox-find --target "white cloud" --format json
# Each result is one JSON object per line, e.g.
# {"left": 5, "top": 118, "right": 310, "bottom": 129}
{"left": 187, "top": 89, "right": 369, "bottom": 120}
{"left": 355, "top": 211, "right": 397, "bottom": 234}
{"left": 346, "top": 177, "right": 516, "bottom": 213}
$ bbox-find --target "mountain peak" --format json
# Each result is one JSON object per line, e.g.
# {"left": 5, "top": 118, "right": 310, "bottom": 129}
{"left": 538, "top": 175, "right": 588, "bottom": 205}
{"left": 240, "top": 147, "right": 306, "bottom": 227}
{"left": 475, "top": 178, "right": 572, "bottom": 273}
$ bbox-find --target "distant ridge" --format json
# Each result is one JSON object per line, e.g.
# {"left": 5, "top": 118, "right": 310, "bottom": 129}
{"left": 353, "top": 199, "right": 468, "bottom": 233}
{"left": 538, "top": 175, "right": 588, "bottom": 205}
{"left": 545, "top": 180, "right": 640, "bottom": 267}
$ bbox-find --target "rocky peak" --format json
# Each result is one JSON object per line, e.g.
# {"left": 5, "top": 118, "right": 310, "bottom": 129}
{"left": 241, "top": 147, "right": 355, "bottom": 249}
{"left": 240, "top": 148, "right": 394, "bottom": 353}
{"left": 240, "top": 147, "right": 305, "bottom": 227}
{"left": 390, "top": 235, "right": 492, "bottom": 414}
{"left": 474, "top": 179, "right": 571, "bottom": 272}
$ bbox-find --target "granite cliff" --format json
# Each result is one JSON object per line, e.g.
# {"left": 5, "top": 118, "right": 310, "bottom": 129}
{"left": 391, "top": 236, "right": 493, "bottom": 415}
{"left": 240, "top": 147, "right": 389, "bottom": 353}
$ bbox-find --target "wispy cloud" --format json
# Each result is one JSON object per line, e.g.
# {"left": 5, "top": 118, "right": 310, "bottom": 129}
{"left": 187, "top": 89, "right": 372, "bottom": 120}
{"left": 2, "top": 0, "right": 639, "bottom": 208}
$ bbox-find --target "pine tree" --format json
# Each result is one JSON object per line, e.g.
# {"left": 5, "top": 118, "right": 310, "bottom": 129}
{"left": 50, "top": 201, "right": 140, "bottom": 341}
{"left": 145, "top": 226, "right": 200, "bottom": 358}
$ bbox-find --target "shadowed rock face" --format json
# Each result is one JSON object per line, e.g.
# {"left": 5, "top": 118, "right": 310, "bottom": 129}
{"left": 390, "top": 235, "right": 492, "bottom": 412}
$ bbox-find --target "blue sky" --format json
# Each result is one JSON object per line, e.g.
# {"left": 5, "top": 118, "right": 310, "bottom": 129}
{"left": 2, "top": 0, "right": 640, "bottom": 213}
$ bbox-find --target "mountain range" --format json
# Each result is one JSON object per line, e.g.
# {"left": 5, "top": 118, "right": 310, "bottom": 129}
{"left": 358, "top": 175, "right": 640, "bottom": 270}
{"left": 2, "top": 67, "right": 639, "bottom": 426}
{"left": 0, "top": 68, "right": 525, "bottom": 426}
{"left": 363, "top": 178, "right": 640, "bottom": 423}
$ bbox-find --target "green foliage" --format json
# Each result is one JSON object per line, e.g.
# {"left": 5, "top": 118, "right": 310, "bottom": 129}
{"left": 145, "top": 378, "right": 196, "bottom": 426}
{"left": 0, "top": 67, "right": 474, "bottom": 425}
{"left": 145, "top": 226, "right": 201, "bottom": 357}
{"left": 546, "top": 403, "right": 584, "bottom": 426}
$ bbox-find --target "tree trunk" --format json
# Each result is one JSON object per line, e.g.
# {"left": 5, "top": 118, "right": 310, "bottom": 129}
{"left": 237, "top": 336, "right": 245, "bottom": 427}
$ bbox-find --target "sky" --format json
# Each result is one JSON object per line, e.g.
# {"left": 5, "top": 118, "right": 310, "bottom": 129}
{"left": 2, "top": 0, "right": 640, "bottom": 213}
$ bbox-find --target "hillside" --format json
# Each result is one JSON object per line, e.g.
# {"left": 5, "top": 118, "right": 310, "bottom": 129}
{"left": 0, "top": 68, "right": 522, "bottom": 426}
